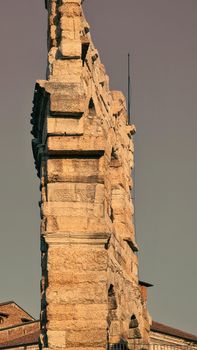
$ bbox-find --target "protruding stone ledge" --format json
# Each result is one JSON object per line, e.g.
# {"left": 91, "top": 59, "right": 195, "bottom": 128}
{"left": 43, "top": 232, "right": 111, "bottom": 246}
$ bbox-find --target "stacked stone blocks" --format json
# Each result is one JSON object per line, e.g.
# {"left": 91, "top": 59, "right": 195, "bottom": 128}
{"left": 31, "top": 0, "right": 150, "bottom": 349}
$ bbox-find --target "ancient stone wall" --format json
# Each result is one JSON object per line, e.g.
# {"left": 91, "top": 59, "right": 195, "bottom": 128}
{"left": 31, "top": 0, "right": 150, "bottom": 348}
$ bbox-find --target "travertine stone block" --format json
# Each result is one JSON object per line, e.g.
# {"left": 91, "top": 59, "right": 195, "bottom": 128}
{"left": 47, "top": 117, "right": 83, "bottom": 135}
{"left": 47, "top": 331, "right": 66, "bottom": 348}
{"left": 47, "top": 135, "right": 106, "bottom": 153}
{"left": 47, "top": 303, "right": 107, "bottom": 320}
{"left": 50, "top": 93, "right": 85, "bottom": 114}
{"left": 46, "top": 282, "right": 107, "bottom": 304}
{"left": 60, "top": 39, "right": 81, "bottom": 58}
{"left": 47, "top": 183, "right": 104, "bottom": 203}
{"left": 59, "top": 3, "right": 81, "bottom": 17}
{"left": 61, "top": 18, "right": 81, "bottom": 39}
{"left": 50, "top": 60, "right": 82, "bottom": 83}
{"left": 64, "top": 329, "right": 106, "bottom": 347}
{"left": 47, "top": 271, "right": 106, "bottom": 285}
{"left": 47, "top": 245, "right": 108, "bottom": 271}
{"left": 46, "top": 215, "right": 108, "bottom": 233}
{"left": 42, "top": 202, "right": 104, "bottom": 218}
{"left": 62, "top": 0, "right": 82, "bottom": 4}
{"left": 47, "top": 319, "right": 107, "bottom": 332}
{"left": 45, "top": 215, "right": 88, "bottom": 232}
{"left": 47, "top": 158, "right": 104, "bottom": 183}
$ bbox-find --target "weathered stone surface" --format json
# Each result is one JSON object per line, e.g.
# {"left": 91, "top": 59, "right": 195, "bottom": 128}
{"left": 50, "top": 93, "right": 85, "bottom": 114}
{"left": 42, "top": 202, "right": 104, "bottom": 218}
{"left": 47, "top": 183, "right": 104, "bottom": 203}
{"left": 47, "top": 245, "right": 108, "bottom": 272}
{"left": 31, "top": 0, "right": 150, "bottom": 348}
{"left": 47, "top": 117, "right": 83, "bottom": 135}
{"left": 47, "top": 303, "right": 107, "bottom": 320}
{"left": 50, "top": 60, "right": 82, "bottom": 83}
{"left": 47, "top": 158, "right": 104, "bottom": 183}
{"left": 47, "top": 136, "right": 106, "bottom": 154}
{"left": 47, "top": 331, "right": 66, "bottom": 348}
{"left": 46, "top": 283, "right": 107, "bottom": 306}
{"left": 60, "top": 40, "right": 81, "bottom": 57}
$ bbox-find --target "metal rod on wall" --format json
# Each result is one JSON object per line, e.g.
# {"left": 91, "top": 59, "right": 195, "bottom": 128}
{"left": 128, "top": 53, "right": 131, "bottom": 124}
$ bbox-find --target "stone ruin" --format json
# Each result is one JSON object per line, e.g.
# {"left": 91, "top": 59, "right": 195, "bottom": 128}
{"left": 31, "top": 0, "right": 150, "bottom": 348}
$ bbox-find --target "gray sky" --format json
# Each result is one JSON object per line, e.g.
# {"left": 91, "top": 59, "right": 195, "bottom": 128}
{"left": 0, "top": 0, "right": 196, "bottom": 335}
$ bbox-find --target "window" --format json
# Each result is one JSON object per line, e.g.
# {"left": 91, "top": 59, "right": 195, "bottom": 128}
{"left": 21, "top": 318, "right": 31, "bottom": 323}
{"left": 0, "top": 313, "right": 8, "bottom": 325}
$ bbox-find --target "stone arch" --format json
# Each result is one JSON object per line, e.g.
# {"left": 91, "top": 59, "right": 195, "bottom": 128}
{"left": 128, "top": 314, "right": 142, "bottom": 340}
{"left": 107, "top": 284, "right": 119, "bottom": 344}
{"left": 88, "top": 98, "right": 96, "bottom": 116}
{"left": 129, "top": 314, "right": 139, "bottom": 329}
{"left": 111, "top": 147, "right": 118, "bottom": 161}
{"left": 108, "top": 284, "right": 117, "bottom": 311}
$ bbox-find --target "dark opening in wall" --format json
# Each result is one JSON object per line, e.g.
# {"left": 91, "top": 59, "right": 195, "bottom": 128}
{"left": 82, "top": 41, "right": 90, "bottom": 66}
{"left": 0, "top": 312, "right": 8, "bottom": 324}
{"left": 129, "top": 314, "right": 139, "bottom": 329}
{"left": 110, "top": 206, "right": 114, "bottom": 223}
{"left": 110, "top": 147, "right": 120, "bottom": 169}
{"left": 111, "top": 148, "right": 117, "bottom": 160}
{"left": 89, "top": 98, "right": 94, "bottom": 108}
{"left": 108, "top": 284, "right": 117, "bottom": 311}
{"left": 89, "top": 98, "right": 96, "bottom": 116}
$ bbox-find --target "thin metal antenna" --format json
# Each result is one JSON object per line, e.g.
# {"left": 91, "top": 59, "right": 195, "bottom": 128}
{"left": 128, "top": 53, "right": 131, "bottom": 124}
{"left": 127, "top": 53, "right": 138, "bottom": 248}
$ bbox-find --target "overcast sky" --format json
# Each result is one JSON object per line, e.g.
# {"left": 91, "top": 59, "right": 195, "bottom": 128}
{"left": 0, "top": 0, "right": 196, "bottom": 335}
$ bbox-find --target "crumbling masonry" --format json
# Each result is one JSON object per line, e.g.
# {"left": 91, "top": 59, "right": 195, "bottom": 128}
{"left": 31, "top": 0, "right": 150, "bottom": 348}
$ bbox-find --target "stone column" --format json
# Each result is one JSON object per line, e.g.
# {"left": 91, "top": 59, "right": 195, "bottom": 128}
{"left": 31, "top": 1, "right": 150, "bottom": 349}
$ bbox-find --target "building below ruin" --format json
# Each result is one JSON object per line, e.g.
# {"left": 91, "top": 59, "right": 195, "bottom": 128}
{"left": 151, "top": 321, "right": 197, "bottom": 348}
{"left": 0, "top": 301, "right": 196, "bottom": 350}
{"left": 0, "top": 301, "right": 39, "bottom": 350}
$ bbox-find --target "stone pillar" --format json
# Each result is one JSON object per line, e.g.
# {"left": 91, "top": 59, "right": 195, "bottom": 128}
{"left": 31, "top": 1, "right": 150, "bottom": 349}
